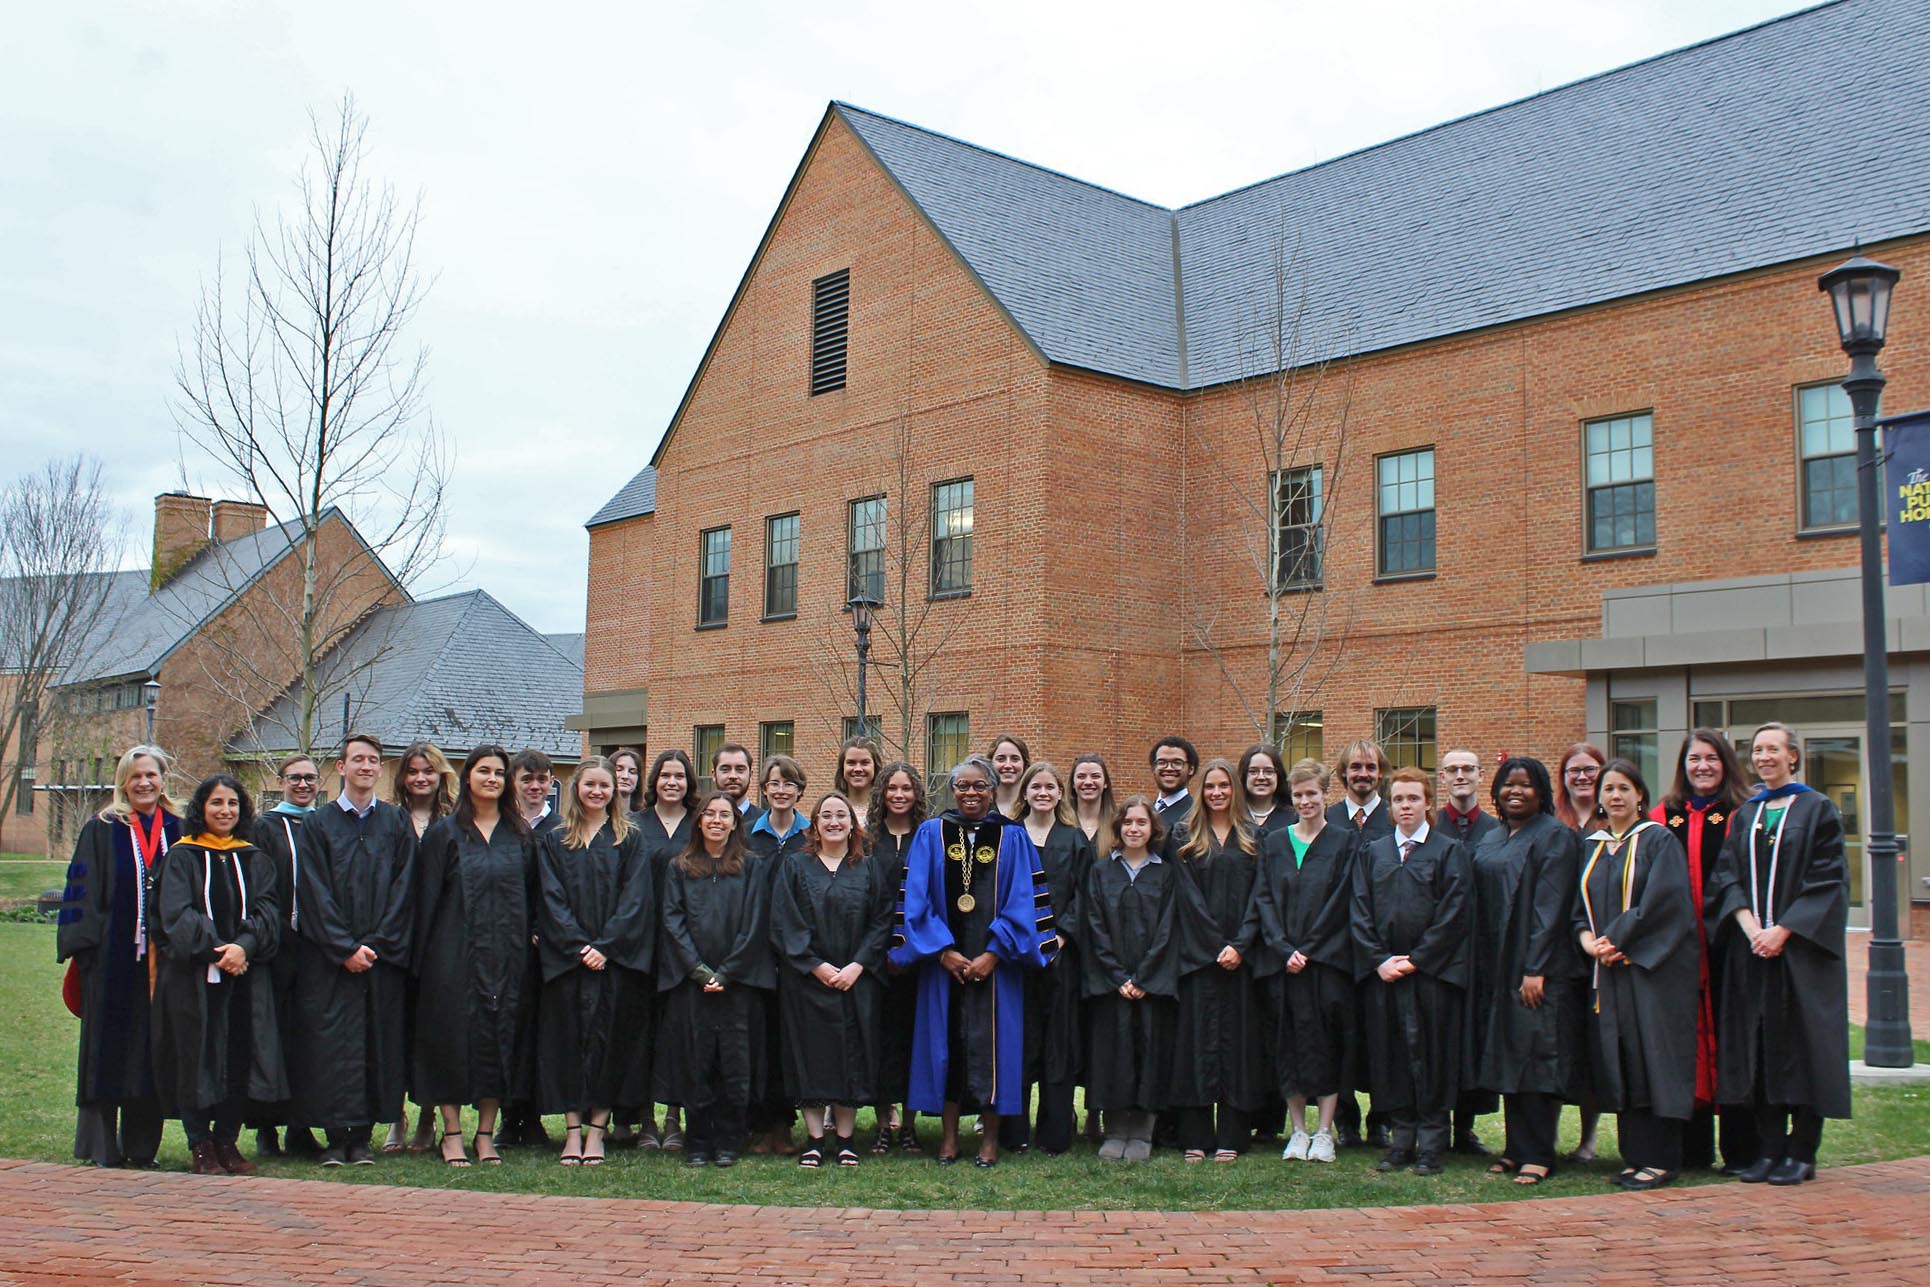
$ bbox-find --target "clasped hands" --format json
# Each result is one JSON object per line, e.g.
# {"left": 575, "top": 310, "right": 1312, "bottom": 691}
{"left": 1377, "top": 954, "right": 1417, "bottom": 982}
{"left": 214, "top": 943, "right": 249, "bottom": 976}
{"left": 812, "top": 961, "right": 865, "bottom": 991}
{"left": 1735, "top": 911, "right": 1791, "bottom": 959}
{"left": 940, "top": 948, "right": 997, "bottom": 985}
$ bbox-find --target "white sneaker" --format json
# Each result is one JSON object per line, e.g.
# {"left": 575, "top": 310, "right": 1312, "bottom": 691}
{"left": 1308, "top": 1129, "right": 1336, "bottom": 1163}
{"left": 1282, "top": 1128, "right": 1312, "bottom": 1161}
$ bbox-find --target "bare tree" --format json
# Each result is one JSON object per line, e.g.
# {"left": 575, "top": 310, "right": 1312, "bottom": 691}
{"left": 0, "top": 455, "right": 125, "bottom": 832}
{"left": 813, "top": 412, "right": 961, "bottom": 765}
{"left": 1189, "top": 238, "right": 1355, "bottom": 745}
{"left": 174, "top": 92, "right": 450, "bottom": 761}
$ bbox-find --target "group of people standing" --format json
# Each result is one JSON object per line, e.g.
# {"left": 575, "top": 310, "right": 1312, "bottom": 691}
{"left": 55, "top": 720, "right": 1850, "bottom": 1189}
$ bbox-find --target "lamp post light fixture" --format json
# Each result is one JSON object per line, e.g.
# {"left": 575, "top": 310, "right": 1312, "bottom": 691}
{"left": 1818, "top": 250, "right": 1913, "bottom": 1068}
{"left": 844, "top": 591, "right": 883, "bottom": 741}
{"left": 142, "top": 679, "right": 161, "bottom": 745}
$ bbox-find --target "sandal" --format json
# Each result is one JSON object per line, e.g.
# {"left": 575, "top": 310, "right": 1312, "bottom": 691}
{"left": 899, "top": 1123, "right": 922, "bottom": 1153}
{"left": 1514, "top": 1164, "right": 1553, "bottom": 1186}
{"left": 582, "top": 1121, "right": 607, "bottom": 1167}
{"left": 1183, "top": 1149, "right": 1207, "bottom": 1164}
{"left": 1214, "top": 1149, "right": 1239, "bottom": 1163}
{"left": 1488, "top": 1157, "right": 1519, "bottom": 1175}
{"left": 1621, "top": 1166, "right": 1676, "bottom": 1190}
{"left": 799, "top": 1139, "right": 825, "bottom": 1169}
{"left": 559, "top": 1127, "right": 583, "bottom": 1167}
{"left": 871, "top": 1127, "right": 894, "bottom": 1155}
{"left": 472, "top": 1130, "right": 502, "bottom": 1166}
{"left": 836, "top": 1136, "right": 859, "bottom": 1167}
{"left": 439, "top": 1130, "right": 470, "bottom": 1168}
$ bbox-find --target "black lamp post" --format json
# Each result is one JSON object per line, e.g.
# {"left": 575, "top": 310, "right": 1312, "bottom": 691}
{"left": 845, "top": 592, "right": 882, "bottom": 740}
{"left": 1818, "top": 251, "right": 1913, "bottom": 1068}
{"left": 142, "top": 679, "right": 161, "bottom": 745}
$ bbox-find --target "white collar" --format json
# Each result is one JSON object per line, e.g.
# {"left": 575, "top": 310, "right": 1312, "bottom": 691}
{"left": 336, "top": 792, "right": 377, "bottom": 818}
{"left": 1156, "top": 788, "right": 1192, "bottom": 811}
{"left": 1350, "top": 794, "right": 1381, "bottom": 819}
{"left": 1395, "top": 820, "right": 1430, "bottom": 849}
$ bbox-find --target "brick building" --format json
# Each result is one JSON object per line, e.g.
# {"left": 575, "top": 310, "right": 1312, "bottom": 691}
{"left": 577, "top": 0, "right": 1930, "bottom": 921}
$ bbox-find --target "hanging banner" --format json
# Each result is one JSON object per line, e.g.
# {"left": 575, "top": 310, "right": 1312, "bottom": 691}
{"left": 1889, "top": 410, "right": 1930, "bottom": 587}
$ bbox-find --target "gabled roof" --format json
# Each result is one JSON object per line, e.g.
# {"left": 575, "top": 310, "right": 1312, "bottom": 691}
{"left": 585, "top": 465, "right": 656, "bottom": 529}
{"left": 836, "top": 0, "right": 1929, "bottom": 391}
{"left": 543, "top": 632, "right": 585, "bottom": 670}
{"left": 57, "top": 513, "right": 354, "bottom": 685}
{"left": 232, "top": 590, "right": 584, "bottom": 761}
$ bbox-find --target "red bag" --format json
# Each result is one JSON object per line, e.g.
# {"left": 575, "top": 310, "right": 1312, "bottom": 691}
{"left": 62, "top": 959, "right": 82, "bottom": 1017}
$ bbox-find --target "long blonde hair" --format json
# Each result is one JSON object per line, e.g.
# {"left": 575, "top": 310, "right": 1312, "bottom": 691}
{"left": 1016, "top": 761, "right": 1076, "bottom": 827}
{"left": 562, "top": 756, "right": 633, "bottom": 848}
{"left": 98, "top": 744, "right": 182, "bottom": 823}
{"left": 1176, "top": 757, "right": 1256, "bottom": 860}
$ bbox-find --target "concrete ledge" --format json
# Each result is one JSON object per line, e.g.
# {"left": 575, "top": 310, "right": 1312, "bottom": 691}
{"left": 1850, "top": 1059, "right": 1930, "bottom": 1085}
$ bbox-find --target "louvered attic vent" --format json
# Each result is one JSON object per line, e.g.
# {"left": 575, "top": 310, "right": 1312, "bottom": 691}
{"left": 811, "top": 269, "right": 850, "bottom": 395}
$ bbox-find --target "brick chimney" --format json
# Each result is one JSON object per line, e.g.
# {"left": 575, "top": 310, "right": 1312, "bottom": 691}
{"left": 212, "top": 499, "right": 270, "bottom": 544}
{"left": 151, "top": 493, "right": 213, "bottom": 590}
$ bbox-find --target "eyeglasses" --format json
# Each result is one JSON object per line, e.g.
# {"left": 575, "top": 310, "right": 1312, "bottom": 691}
{"left": 952, "top": 781, "right": 991, "bottom": 793}
{"left": 283, "top": 774, "right": 320, "bottom": 784}
{"left": 1564, "top": 767, "right": 1600, "bottom": 780}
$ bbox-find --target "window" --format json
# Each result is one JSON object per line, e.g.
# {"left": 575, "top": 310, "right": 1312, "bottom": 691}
{"left": 692, "top": 725, "right": 724, "bottom": 795}
{"left": 847, "top": 496, "right": 886, "bottom": 602}
{"left": 1272, "top": 466, "right": 1324, "bottom": 589}
{"left": 930, "top": 478, "right": 974, "bottom": 597}
{"left": 1609, "top": 699, "right": 1659, "bottom": 789}
{"left": 763, "top": 513, "right": 798, "bottom": 619}
{"left": 811, "top": 269, "right": 850, "bottom": 396}
{"left": 1273, "top": 710, "right": 1323, "bottom": 767}
{"left": 14, "top": 701, "right": 33, "bottom": 816}
{"left": 698, "top": 527, "right": 730, "bottom": 627}
{"left": 759, "top": 721, "right": 795, "bottom": 765}
{"left": 925, "top": 711, "right": 970, "bottom": 793}
{"left": 1797, "top": 382, "right": 1874, "bottom": 529}
{"left": 1584, "top": 413, "right": 1656, "bottom": 552}
{"left": 1376, "top": 449, "right": 1436, "bottom": 576}
{"left": 842, "top": 714, "right": 883, "bottom": 743}
{"left": 1375, "top": 706, "right": 1437, "bottom": 773}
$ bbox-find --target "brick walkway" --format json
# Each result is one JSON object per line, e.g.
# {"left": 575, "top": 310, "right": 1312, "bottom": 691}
{"left": 1, "top": 1156, "right": 1925, "bottom": 1286}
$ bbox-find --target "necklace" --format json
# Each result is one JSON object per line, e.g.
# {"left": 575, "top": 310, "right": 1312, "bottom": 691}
{"left": 947, "top": 822, "right": 996, "bottom": 913}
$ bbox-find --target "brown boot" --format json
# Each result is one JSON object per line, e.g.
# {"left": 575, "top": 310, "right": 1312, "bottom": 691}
{"left": 214, "top": 1141, "right": 257, "bottom": 1175}
{"left": 190, "top": 1141, "right": 226, "bottom": 1175}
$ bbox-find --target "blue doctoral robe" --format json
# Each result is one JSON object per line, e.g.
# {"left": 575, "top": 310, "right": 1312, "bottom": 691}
{"left": 889, "top": 814, "right": 1047, "bottom": 1114}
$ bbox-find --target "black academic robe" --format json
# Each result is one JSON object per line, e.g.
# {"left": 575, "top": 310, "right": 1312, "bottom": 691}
{"left": 871, "top": 827, "right": 920, "bottom": 1103}
{"left": 1351, "top": 829, "right": 1471, "bottom": 1114}
{"left": 1705, "top": 789, "right": 1852, "bottom": 1119}
{"left": 294, "top": 801, "right": 416, "bottom": 1130}
{"left": 534, "top": 822, "right": 654, "bottom": 1114}
{"left": 1080, "top": 855, "right": 1179, "bottom": 1111}
{"left": 1328, "top": 798, "right": 1395, "bottom": 842}
{"left": 149, "top": 840, "right": 286, "bottom": 1114}
{"left": 629, "top": 807, "right": 690, "bottom": 1106}
{"left": 1253, "top": 823, "right": 1359, "bottom": 1100}
{"left": 248, "top": 810, "right": 308, "bottom": 1124}
{"left": 57, "top": 811, "right": 181, "bottom": 1109}
{"left": 411, "top": 816, "right": 535, "bottom": 1106}
{"left": 1023, "top": 821, "right": 1092, "bottom": 1088}
{"left": 654, "top": 857, "right": 775, "bottom": 1110}
{"left": 1570, "top": 822, "right": 1698, "bottom": 1121}
{"left": 1441, "top": 806, "right": 1501, "bottom": 848}
{"left": 1168, "top": 833, "right": 1265, "bottom": 1111}
{"left": 1249, "top": 808, "right": 1291, "bottom": 840}
{"left": 1469, "top": 815, "right": 1589, "bottom": 1098}
{"left": 770, "top": 849, "right": 894, "bottom": 1104}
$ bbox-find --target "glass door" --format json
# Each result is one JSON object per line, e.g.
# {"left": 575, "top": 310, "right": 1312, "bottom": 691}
{"left": 1804, "top": 735, "right": 1865, "bottom": 926}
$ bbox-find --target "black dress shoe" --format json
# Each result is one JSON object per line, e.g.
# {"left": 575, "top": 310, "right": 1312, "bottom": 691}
{"left": 684, "top": 1151, "right": 711, "bottom": 1167}
{"left": 255, "top": 1128, "right": 282, "bottom": 1159}
{"left": 713, "top": 1151, "right": 738, "bottom": 1168}
{"left": 1451, "top": 1133, "right": 1491, "bottom": 1157}
{"left": 318, "top": 1146, "right": 347, "bottom": 1167}
{"left": 1374, "top": 1150, "right": 1416, "bottom": 1172}
{"left": 1333, "top": 1125, "right": 1362, "bottom": 1149}
{"left": 1717, "top": 1163, "right": 1746, "bottom": 1177}
{"left": 1365, "top": 1124, "right": 1392, "bottom": 1149}
{"left": 1621, "top": 1167, "right": 1677, "bottom": 1191}
{"left": 1735, "top": 1156, "right": 1778, "bottom": 1183}
{"left": 1766, "top": 1158, "right": 1815, "bottom": 1186}
{"left": 346, "top": 1142, "right": 376, "bottom": 1166}
{"left": 494, "top": 1122, "right": 523, "bottom": 1150}
{"left": 1412, "top": 1153, "right": 1445, "bottom": 1176}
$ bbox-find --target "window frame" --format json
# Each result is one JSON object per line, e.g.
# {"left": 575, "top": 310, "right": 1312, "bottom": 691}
{"left": 847, "top": 495, "right": 886, "bottom": 603}
{"left": 929, "top": 477, "right": 975, "bottom": 600}
{"left": 697, "top": 526, "right": 731, "bottom": 629}
{"left": 1373, "top": 447, "right": 1437, "bottom": 580}
{"left": 1582, "top": 411, "right": 1657, "bottom": 556}
{"left": 1374, "top": 705, "right": 1438, "bottom": 773}
{"left": 1273, "top": 709, "right": 1323, "bottom": 767}
{"left": 924, "top": 711, "right": 971, "bottom": 795}
{"left": 1271, "top": 465, "right": 1324, "bottom": 592}
{"left": 1608, "top": 698, "right": 1660, "bottom": 789}
{"left": 692, "top": 725, "right": 724, "bottom": 795}
{"left": 1794, "top": 380, "right": 1875, "bottom": 534}
{"left": 762, "top": 512, "right": 799, "bottom": 621}
{"left": 758, "top": 720, "right": 795, "bottom": 766}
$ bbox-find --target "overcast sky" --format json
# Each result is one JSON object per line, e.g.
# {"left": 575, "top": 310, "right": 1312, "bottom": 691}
{"left": 2, "top": 0, "right": 1805, "bottom": 632}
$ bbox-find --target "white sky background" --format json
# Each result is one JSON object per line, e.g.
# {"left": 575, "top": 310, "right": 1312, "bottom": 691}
{"left": 1, "top": 0, "right": 1804, "bottom": 632}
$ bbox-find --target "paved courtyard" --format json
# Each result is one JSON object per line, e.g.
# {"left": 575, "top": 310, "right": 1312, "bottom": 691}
{"left": 0, "top": 1155, "right": 1925, "bottom": 1286}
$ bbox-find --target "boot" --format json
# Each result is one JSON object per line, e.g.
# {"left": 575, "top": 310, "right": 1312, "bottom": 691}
{"left": 190, "top": 1141, "right": 226, "bottom": 1175}
{"left": 214, "top": 1141, "right": 257, "bottom": 1176}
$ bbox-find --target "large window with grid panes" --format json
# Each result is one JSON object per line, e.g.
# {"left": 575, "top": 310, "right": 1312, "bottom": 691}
{"left": 1375, "top": 705, "right": 1437, "bottom": 773}
{"left": 1375, "top": 449, "right": 1435, "bottom": 577}
{"left": 1584, "top": 412, "right": 1656, "bottom": 553}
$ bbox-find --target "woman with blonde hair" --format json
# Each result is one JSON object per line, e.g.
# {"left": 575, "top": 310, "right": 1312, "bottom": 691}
{"left": 1010, "top": 761, "right": 1094, "bottom": 1154}
{"left": 57, "top": 744, "right": 182, "bottom": 1168}
{"left": 384, "top": 740, "right": 456, "bottom": 1153}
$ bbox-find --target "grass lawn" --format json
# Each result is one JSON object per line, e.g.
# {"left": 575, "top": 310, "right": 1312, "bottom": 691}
{"left": 4, "top": 921, "right": 1923, "bottom": 1209}
{"left": 0, "top": 860, "right": 67, "bottom": 906}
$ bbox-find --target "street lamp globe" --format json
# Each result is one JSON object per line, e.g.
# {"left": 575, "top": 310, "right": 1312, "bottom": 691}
{"left": 1818, "top": 252, "right": 1900, "bottom": 354}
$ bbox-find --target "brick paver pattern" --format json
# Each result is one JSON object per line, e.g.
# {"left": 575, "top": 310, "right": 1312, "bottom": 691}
{"left": 0, "top": 1155, "right": 1925, "bottom": 1286}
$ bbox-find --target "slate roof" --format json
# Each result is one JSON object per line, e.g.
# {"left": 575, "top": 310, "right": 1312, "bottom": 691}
{"left": 233, "top": 590, "right": 584, "bottom": 761}
{"left": 544, "top": 632, "right": 585, "bottom": 670}
{"left": 585, "top": 465, "right": 656, "bottom": 529}
{"left": 826, "top": 0, "right": 1929, "bottom": 391}
{"left": 51, "top": 514, "right": 324, "bottom": 685}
